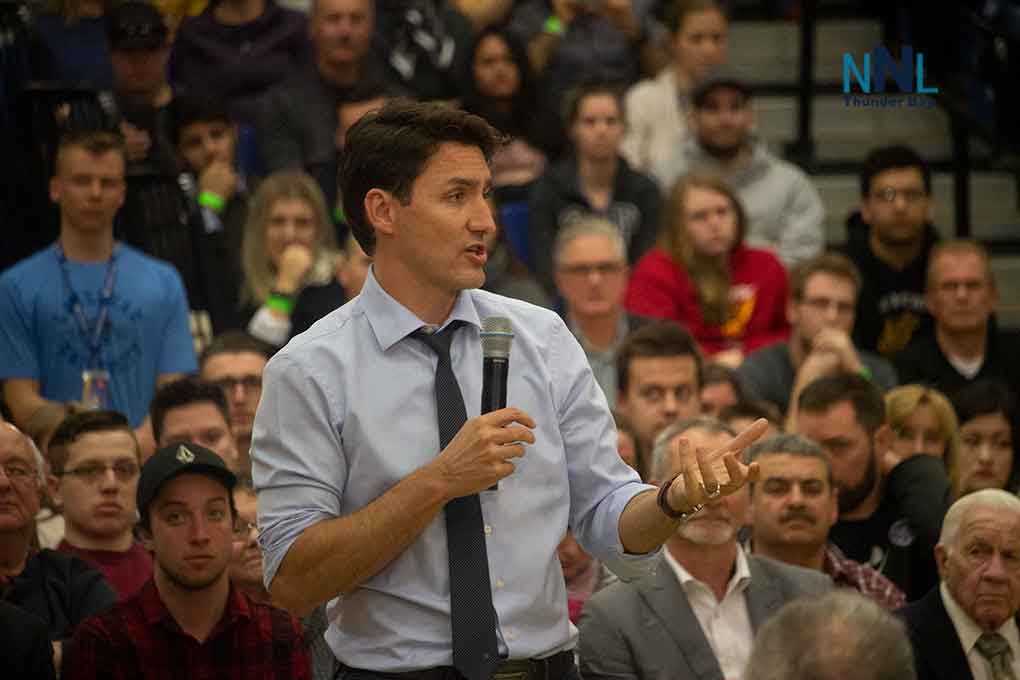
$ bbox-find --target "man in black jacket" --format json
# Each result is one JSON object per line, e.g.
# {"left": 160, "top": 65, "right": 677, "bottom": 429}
{"left": 840, "top": 145, "right": 938, "bottom": 359}
{"left": 793, "top": 373, "right": 951, "bottom": 601}
{"left": 895, "top": 240, "right": 1020, "bottom": 398}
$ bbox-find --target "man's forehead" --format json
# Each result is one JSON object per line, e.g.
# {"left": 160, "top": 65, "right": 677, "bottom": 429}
{"left": 419, "top": 143, "right": 491, "bottom": 185}
{"left": 932, "top": 252, "right": 986, "bottom": 279}
{"left": 870, "top": 166, "right": 925, "bottom": 189}
{"left": 202, "top": 351, "right": 266, "bottom": 374}
{"left": 759, "top": 452, "right": 827, "bottom": 476}
{"left": 630, "top": 355, "right": 696, "bottom": 381}
{"left": 0, "top": 428, "right": 33, "bottom": 463}
{"left": 675, "top": 427, "right": 729, "bottom": 450}
{"left": 803, "top": 271, "right": 855, "bottom": 298}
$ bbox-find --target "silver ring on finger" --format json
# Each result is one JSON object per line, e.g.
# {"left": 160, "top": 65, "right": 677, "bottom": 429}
{"left": 703, "top": 482, "right": 722, "bottom": 499}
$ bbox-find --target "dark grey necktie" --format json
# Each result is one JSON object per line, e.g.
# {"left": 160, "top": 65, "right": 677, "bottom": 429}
{"left": 414, "top": 323, "right": 500, "bottom": 680}
{"left": 976, "top": 633, "right": 1018, "bottom": 680}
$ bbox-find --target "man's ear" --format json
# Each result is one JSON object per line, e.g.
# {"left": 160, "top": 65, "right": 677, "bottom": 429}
{"left": 137, "top": 524, "right": 155, "bottom": 552}
{"left": 363, "top": 188, "right": 397, "bottom": 239}
{"left": 934, "top": 543, "right": 948, "bottom": 580}
{"left": 47, "top": 474, "right": 63, "bottom": 508}
{"left": 874, "top": 424, "right": 893, "bottom": 460}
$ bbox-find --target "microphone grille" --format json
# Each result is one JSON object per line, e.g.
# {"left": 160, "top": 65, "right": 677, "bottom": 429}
{"left": 481, "top": 316, "right": 513, "bottom": 358}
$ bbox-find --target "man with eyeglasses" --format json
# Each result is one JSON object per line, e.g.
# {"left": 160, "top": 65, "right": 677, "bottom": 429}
{"left": 68, "top": 442, "right": 310, "bottom": 680}
{"left": 841, "top": 145, "right": 938, "bottom": 359}
{"left": 199, "top": 332, "right": 272, "bottom": 466}
{"left": 150, "top": 376, "right": 241, "bottom": 472}
{"left": 49, "top": 411, "right": 152, "bottom": 600}
{"left": 739, "top": 252, "right": 897, "bottom": 418}
{"left": 895, "top": 240, "right": 1020, "bottom": 398}
{"left": 0, "top": 422, "right": 115, "bottom": 661}
{"left": 553, "top": 218, "right": 647, "bottom": 407}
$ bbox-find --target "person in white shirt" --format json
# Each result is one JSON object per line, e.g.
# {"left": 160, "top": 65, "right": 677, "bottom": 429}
{"left": 578, "top": 417, "right": 831, "bottom": 680}
{"left": 897, "top": 489, "right": 1020, "bottom": 680}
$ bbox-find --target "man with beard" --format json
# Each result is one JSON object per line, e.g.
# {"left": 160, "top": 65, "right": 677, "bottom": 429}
{"left": 841, "top": 145, "right": 939, "bottom": 359}
{"left": 68, "top": 443, "right": 310, "bottom": 679}
{"left": 739, "top": 252, "right": 897, "bottom": 418}
{"left": 653, "top": 69, "right": 825, "bottom": 268}
{"left": 794, "top": 373, "right": 952, "bottom": 601}
{"left": 578, "top": 417, "right": 831, "bottom": 680}
{"left": 745, "top": 434, "right": 906, "bottom": 609}
{"left": 49, "top": 411, "right": 153, "bottom": 600}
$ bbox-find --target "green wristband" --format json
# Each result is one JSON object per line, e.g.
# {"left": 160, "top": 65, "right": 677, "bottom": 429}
{"left": 198, "top": 191, "right": 226, "bottom": 213}
{"left": 858, "top": 365, "right": 873, "bottom": 381}
{"left": 543, "top": 15, "right": 565, "bottom": 36}
{"left": 265, "top": 293, "right": 295, "bottom": 314}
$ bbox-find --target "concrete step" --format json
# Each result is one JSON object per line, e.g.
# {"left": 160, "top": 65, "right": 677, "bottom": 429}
{"left": 728, "top": 19, "right": 881, "bottom": 85}
{"left": 814, "top": 172, "right": 1020, "bottom": 246}
{"left": 754, "top": 95, "right": 954, "bottom": 162}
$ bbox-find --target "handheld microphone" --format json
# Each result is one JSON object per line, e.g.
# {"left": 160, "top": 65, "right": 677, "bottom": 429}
{"left": 481, "top": 316, "right": 513, "bottom": 490}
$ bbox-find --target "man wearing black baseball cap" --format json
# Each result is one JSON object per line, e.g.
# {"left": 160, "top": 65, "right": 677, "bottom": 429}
{"left": 67, "top": 443, "right": 311, "bottom": 679}
{"left": 653, "top": 67, "right": 826, "bottom": 269}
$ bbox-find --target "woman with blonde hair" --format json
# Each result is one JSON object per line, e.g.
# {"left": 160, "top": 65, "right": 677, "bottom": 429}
{"left": 625, "top": 172, "right": 789, "bottom": 364}
{"left": 884, "top": 384, "right": 958, "bottom": 465}
{"left": 241, "top": 170, "right": 343, "bottom": 346}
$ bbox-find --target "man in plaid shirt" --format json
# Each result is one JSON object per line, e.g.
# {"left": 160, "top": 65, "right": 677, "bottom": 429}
{"left": 67, "top": 443, "right": 310, "bottom": 679}
{"left": 744, "top": 434, "right": 906, "bottom": 610}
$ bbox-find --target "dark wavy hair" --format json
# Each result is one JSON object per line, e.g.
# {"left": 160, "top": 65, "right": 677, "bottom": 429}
{"left": 459, "top": 25, "right": 564, "bottom": 157}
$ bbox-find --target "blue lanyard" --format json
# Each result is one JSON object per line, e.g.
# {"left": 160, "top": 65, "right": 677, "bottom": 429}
{"left": 55, "top": 242, "right": 119, "bottom": 370}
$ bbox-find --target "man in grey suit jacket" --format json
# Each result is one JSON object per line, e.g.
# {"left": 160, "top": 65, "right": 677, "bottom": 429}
{"left": 579, "top": 418, "right": 832, "bottom": 680}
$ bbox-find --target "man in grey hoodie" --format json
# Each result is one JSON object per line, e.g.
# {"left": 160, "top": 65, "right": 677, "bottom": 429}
{"left": 654, "top": 70, "right": 825, "bottom": 268}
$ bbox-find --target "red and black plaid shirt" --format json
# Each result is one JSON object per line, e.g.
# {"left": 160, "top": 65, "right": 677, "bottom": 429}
{"left": 824, "top": 543, "right": 907, "bottom": 610}
{"left": 68, "top": 579, "right": 311, "bottom": 680}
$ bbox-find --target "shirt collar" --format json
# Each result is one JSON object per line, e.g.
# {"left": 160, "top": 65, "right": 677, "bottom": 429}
{"left": 940, "top": 581, "right": 1020, "bottom": 657}
{"left": 663, "top": 543, "right": 752, "bottom": 596}
{"left": 139, "top": 579, "right": 252, "bottom": 631}
{"left": 359, "top": 265, "right": 482, "bottom": 351}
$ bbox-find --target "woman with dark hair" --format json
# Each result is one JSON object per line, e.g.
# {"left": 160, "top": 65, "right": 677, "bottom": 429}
{"left": 949, "top": 380, "right": 1019, "bottom": 498}
{"left": 459, "top": 24, "right": 564, "bottom": 199}
{"left": 625, "top": 171, "right": 789, "bottom": 364}
{"left": 528, "top": 80, "right": 661, "bottom": 293}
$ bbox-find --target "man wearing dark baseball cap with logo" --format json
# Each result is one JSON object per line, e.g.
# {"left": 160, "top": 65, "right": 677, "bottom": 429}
{"left": 67, "top": 443, "right": 310, "bottom": 679}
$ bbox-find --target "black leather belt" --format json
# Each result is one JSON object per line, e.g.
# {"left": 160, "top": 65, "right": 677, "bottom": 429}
{"left": 340, "top": 650, "right": 575, "bottom": 680}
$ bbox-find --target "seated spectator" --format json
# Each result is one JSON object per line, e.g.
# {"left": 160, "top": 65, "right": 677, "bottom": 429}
{"left": 614, "top": 321, "right": 705, "bottom": 479}
{"left": 199, "top": 332, "right": 272, "bottom": 460}
{"left": 794, "top": 373, "right": 951, "bottom": 601}
{"left": 558, "top": 529, "right": 616, "bottom": 624}
{"left": 719, "top": 400, "right": 783, "bottom": 440}
{"left": 171, "top": 93, "right": 253, "bottom": 330}
{"left": 258, "top": 0, "right": 389, "bottom": 176}
{"left": 748, "top": 591, "right": 917, "bottom": 680}
{"left": 626, "top": 172, "right": 790, "bottom": 363}
{"left": 949, "top": 381, "right": 1018, "bottom": 498}
{"left": 459, "top": 25, "right": 565, "bottom": 198}
{"left": 0, "top": 423, "right": 116, "bottom": 647}
{"left": 529, "top": 82, "right": 661, "bottom": 293}
{"left": 612, "top": 410, "right": 640, "bottom": 472}
{"left": 885, "top": 384, "right": 958, "bottom": 464}
{"left": 509, "top": 0, "right": 668, "bottom": 103}
{"left": 170, "top": 0, "right": 307, "bottom": 126}
{"left": 49, "top": 411, "right": 152, "bottom": 600}
{"left": 67, "top": 443, "right": 311, "bottom": 679}
{"left": 701, "top": 361, "right": 744, "bottom": 415}
{"left": 745, "top": 434, "right": 906, "bottom": 609}
{"left": 739, "top": 252, "right": 897, "bottom": 416}
{"left": 150, "top": 377, "right": 240, "bottom": 471}
{"left": 654, "top": 70, "right": 825, "bottom": 267}
{"left": 371, "top": 0, "right": 474, "bottom": 101}
{"left": 241, "top": 170, "right": 344, "bottom": 347}
{"left": 841, "top": 145, "right": 938, "bottom": 358}
{"left": 622, "top": 0, "right": 728, "bottom": 175}
{"left": 481, "top": 209, "right": 552, "bottom": 308}
{"left": 578, "top": 417, "right": 831, "bottom": 679}
{"left": 0, "top": 131, "right": 196, "bottom": 437}
{"left": 896, "top": 240, "right": 1020, "bottom": 397}
{"left": 0, "top": 601, "right": 57, "bottom": 680}
{"left": 32, "top": 0, "right": 116, "bottom": 88}
{"left": 554, "top": 219, "right": 646, "bottom": 407}
{"left": 896, "top": 489, "right": 1020, "bottom": 680}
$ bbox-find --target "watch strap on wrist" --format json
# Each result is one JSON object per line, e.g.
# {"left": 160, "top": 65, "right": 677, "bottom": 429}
{"left": 657, "top": 472, "right": 704, "bottom": 521}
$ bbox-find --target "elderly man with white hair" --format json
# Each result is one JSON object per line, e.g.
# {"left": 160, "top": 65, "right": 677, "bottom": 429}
{"left": 0, "top": 423, "right": 115, "bottom": 661}
{"left": 897, "top": 489, "right": 1020, "bottom": 680}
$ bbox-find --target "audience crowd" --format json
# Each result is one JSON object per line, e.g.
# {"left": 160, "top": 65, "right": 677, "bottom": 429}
{"left": 2, "top": 0, "right": 1019, "bottom": 678}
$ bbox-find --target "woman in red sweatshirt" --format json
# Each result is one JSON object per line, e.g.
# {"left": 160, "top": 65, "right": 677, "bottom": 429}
{"left": 625, "top": 172, "right": 790, "bottom": 363}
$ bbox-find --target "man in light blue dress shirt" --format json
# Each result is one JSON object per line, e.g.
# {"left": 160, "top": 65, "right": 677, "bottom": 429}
{"left": 251, "top": 101, "right": 761, "bottom": 679}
